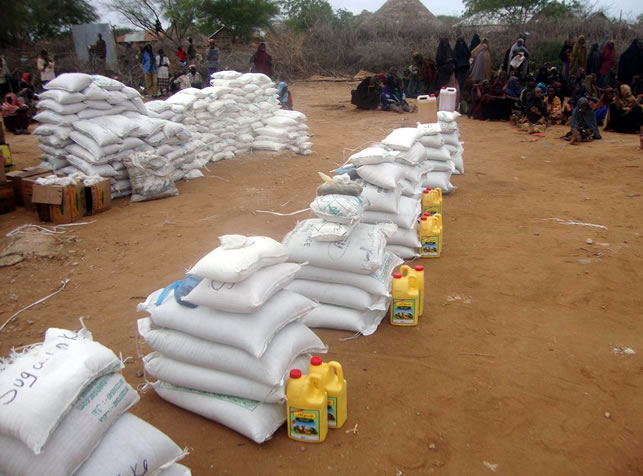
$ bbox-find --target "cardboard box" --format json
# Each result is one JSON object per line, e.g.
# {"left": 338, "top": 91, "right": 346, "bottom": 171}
{"left": 6, "top": 167, "right": 50, "bottom": 206}
{"left": 33, "top": 182, "right": 87, "bottom": 224}
{"left": 85, "top": 178, "right": 112, "bottom": 215}
{"left": 21, "top": 173, "right": 54, "bottom": 211}
{"left": 0, "top": 181, "right": 16, "bottom": 214}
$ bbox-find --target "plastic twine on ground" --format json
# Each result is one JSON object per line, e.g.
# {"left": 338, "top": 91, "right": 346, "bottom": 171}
{"left": 541, "top": 218, "right": 608, "bottom": 230}
{"left": 0, "top": 278, "right": 70, "bottom": 332}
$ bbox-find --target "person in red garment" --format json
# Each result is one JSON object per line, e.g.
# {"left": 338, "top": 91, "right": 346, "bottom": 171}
{"left": 250, "top": 42, "right": 273, "bottom": 77}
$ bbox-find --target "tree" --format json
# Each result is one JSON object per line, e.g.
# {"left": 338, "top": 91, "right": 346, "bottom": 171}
{"left": 199, "top": 0, "right": 280, "bottom": 39}
{"left": 463, "top": 0, "right": 580, "bottom": 25}
{"left": 1, "top": 0, "right": 97, "bottom": 46}
{"left": 107, "top": 0, "right": 202, "bottom": 47}
{"left": 279, "top": 0, "right": 336, "bottom": 31}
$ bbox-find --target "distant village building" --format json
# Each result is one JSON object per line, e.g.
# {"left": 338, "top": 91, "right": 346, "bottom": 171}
{"left": 359, "top": 0, "right": 444, "bottom": 35}
{"left": 116, "top": 31, "right": 161, "bottom": 47}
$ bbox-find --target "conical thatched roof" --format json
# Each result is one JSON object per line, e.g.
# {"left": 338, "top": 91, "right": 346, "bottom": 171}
{"left": 360, "top": 0, "right": 443, "bottom": 33}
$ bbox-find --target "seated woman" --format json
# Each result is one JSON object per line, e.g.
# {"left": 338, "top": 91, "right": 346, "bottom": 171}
{"left": 277, "top": 82, "right": 293, "bottom": 110}
{"left": 469, "top": 80, "right": 489, "bottom": 119}
{"left": 2, "top": 93, "right": 30, "bottom": 134}
{"left": 481, "top": 81, "right": 510, "bottom": 120}
{"left": 604, "top": 85, "right": 642, "bottom": 133}
{"left": 520, "top": 86, "right": 547, "bottom": 133}
{"left": 380, "top": 73, "right": 416, "bottom": 113}
{"left": 594, "top": 88, "right": 615, "bottom": 126}
{"left": 562, "top": 97, "right": 601, "bottom": 143}
{"left": 563, "top": 84, "right": 587, "bottom": 124}
{"left": 351, "top": 74, "right": 383, "bottom": 110}
{"left": 544, "top": 86, "right": 563, "bottom": 125}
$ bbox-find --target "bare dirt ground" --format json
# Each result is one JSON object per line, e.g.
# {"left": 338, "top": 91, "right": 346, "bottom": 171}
{"left": 1, "top": 81, "right": 642, "bottom": 475}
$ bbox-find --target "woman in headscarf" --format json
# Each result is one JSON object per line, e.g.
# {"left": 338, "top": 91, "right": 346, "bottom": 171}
{"left": 508, "top": 38, "right": 528, "bottom": 73}
{"left": 19, "top": 72, "right": 34, "bottom": 92}
{"left": 251, "top": 42, "right": 273, "bottom": 77}
{"left": 406, "top": 52, "right": 427, "bottom": 98}
{"left": 583, "top": 73, "right": 600, "bottom": 102}
{"left": 469, "top": 38, "right": 491, "bottom": 82}
{"left": 563, "top": 83, "right": 587, "bottom": 123}
{"left": 156, "top": 49, "right": 170, "bottom": 97}
{"left": 594, "top": 87, "right": 615, "bottom": 126}
{"left": 453, "top": 38, "right": 470, "bottom": 94}
{"left": 469, "top": 80, "right": 489, "bottom": 120}
{"left": 435, "top": 38, "right": 456, "bottom": 90}
{"left": 598, "top": 40, "right": 616, "bottom": 88}
{"left": 469, "top": 34, "right": 481, "bottom": 53}
{"left": 381, "top": 70, "right": 415, "bottom": 113}
{"left": 604, "top": 84, "right": 642, "bottom": 133}
{"left": 544, "top": 85, "right": 563, "bottom": 125}
{"left": 521, "top": 85, "right": 547, "bottom": 133}
{"left": 2, "top": 93, "right": 30, "bottom": 134}
{"left": 617, "top": 39, "right": 643, "bottom": 86}
{"left": 586, "top": 43, "right": 601, "bottom": 76}
{"left": 570, "top": 36, "right": 587, "bottom": 76}
{"left": 481, "top": 80, "right": 509, "bottom": 121}
{"left": 559, "top": 38, "right": 574, "bottom": 81}
{"left": 351, "top": 74, "right": 383, "bottom": 110}
{"left": 277, "top": 82, "right": 293, "bottom": 110}
{"left": 563, "top": 97, "right": 601, "bottom": 143}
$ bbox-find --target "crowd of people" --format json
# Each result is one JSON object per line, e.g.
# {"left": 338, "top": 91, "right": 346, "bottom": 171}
{"left": 136, "top": 40, "right": 275, "bottom": 98}
{"left": 0, "top": 39, "right": 294, "bottom": 136}
{"left": 351, "top": 35, "right": 642, "bottom": 143}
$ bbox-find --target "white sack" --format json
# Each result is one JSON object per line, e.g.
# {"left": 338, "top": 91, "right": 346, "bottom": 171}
{"left": 0, "top": 327, "right": 122, "bottom": 454}
{"left": 356, "top": 162, "right": 407, "bottom": 190}
{"left": 44, "top": 73, "right": 93, "bottom": 92}
{"left": 309, "top": 221, "right": 356, "bottom": 242}
{"left": 359, "top": 182, "right": 401, "bottom": 213}
{"left": 381, "top": 127, "right": 422, "bottom": 151}
{"left": 188, "top": 235, "right": 288, "bottom": 284}
{"left": 138, "top": 319, "right": 326, "bottom": 387}
{"left": 286, "top": 279, "right": 388, "bottom": 311}
{"left": 139, "top": 289, "right": 316, "bottom": 358}
{"left": 347, "top": 146, "right": 394, "bottom": 166}
{"left": 74, "top": 413, "right": 185, "bottom": 476}
{"left": 386, "top": 244, "right": 419, "bottom": 259}
{"left": 310, "top": 194, "right": 365, "bottom": 225}
{"left": 303, "top": 304, "right": 388, "bottom": 336}
{"left": 151, "top": 381, "right": 284, "bottom": 444}
{"left": 183, "top": 262, "right": 301, "bottom": 313}
{"left": 0, "top": 373, "right": 138, "bottom": 476}
{"left": 283, "top": 219, "right": 388, "bottom": 275}
{"left": 362, "top": 195, "right": 421, "bottom": 230}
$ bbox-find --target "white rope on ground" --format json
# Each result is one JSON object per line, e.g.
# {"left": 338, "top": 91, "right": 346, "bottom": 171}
{"left": 6, "top": 221, "right": 96, "bottom": 237}
{"left": 255, "top": 207, "right": 310, "bottom": 217}
{"left": 541, "top": 218, "right": 608, "bottom": 230}
{"left": 0, "top": 278, "right": 70, "bottom": 332}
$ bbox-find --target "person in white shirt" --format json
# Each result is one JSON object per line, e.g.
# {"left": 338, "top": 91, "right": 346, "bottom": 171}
{"left": 156, "top": 49, "right": 170, "bottom": 96}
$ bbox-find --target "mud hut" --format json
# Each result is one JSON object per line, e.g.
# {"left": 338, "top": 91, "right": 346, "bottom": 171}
{"left": 359, "top": 0, "right": 444, "bottom": 36}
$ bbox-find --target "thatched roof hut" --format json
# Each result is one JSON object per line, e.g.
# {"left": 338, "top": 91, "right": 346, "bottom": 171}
{"left": 359, "top": 0, "right": 444, "bottom": 35}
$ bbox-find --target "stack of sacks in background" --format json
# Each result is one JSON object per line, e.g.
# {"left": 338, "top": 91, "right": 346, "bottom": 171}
{"left": 416, "top": 123, "right": 456, "bottom": 193}
{"left": 32, "top": 73, "right": 194, "bottom": 198}
{"left": 283, "top": 178, "right": 400, "bottom": 335}
{"left": 146, "top": 71, "right": 311, "bottom": 158}
{"left": 0, "top": 326, "right": 189, "bottom": 476}
{"left": 138, "top": 235, "right": 326, "bottom": 444}
{"left": 437, "top": 111, "right": 464, "bottom": 175}
{"left": 338, "top": 127, "right": 424, "bottom": 259}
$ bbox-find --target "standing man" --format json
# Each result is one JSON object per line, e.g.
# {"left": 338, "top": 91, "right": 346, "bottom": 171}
{"left": 37, "top": 50, "right": 55, "bottom": 89}
{"left": 141, "top": 44, "right": 158, "bottom": 97}
{"left": 206, "top": 38, "right": 219, "bottom": 80}
{"left": 187, "top": 38, "right": 196, "bottom": 61}
{"left": 94, "top": 33, "right": 107, "bottom": 73}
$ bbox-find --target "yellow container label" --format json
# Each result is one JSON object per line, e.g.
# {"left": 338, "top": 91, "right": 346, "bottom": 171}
{"left": 420, "top": 236, "right": 440, "bottom": 257}
{"left": 327, "top": 396, "right": 338, "bottom": 428}
{"left": 423, "top": 205, "right": 441, "bottom": 216}
{"left": 392, "top": 298, "right": 417, "bottom": 325}
{"left": 289, "top": 408, "right": 321, "bottom": 442}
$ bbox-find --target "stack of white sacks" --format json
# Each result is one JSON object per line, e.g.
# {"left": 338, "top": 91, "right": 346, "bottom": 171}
{"left": 146, "top": 71, "right": 311, "bottom": 159}
{"left": 0, "top": 326, "right": 189, "bottom": 476}
{"left": 438, "top": 111, "right": 465, "bottom": 175}
{"left": 282, "top": 178, "right": 400, "bottom": 335}
{"left": 33, "top": 73, "right": 194, "bottom": 198}
{"left": 137, "top": 235, "right": 327, "bottom": 444}
{"left": 331, "top": 125, "right": 448, "bottom": 259}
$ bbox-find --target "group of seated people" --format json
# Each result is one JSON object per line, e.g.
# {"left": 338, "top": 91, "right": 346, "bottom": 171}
{"left": 2, "top": 73, "right": 38, "bottom": 135}
{"left": 464, "top": 65, "right": 642, "bottom": 143}
{"left": 351, "top": 69, "right": 421, "bottom": 114}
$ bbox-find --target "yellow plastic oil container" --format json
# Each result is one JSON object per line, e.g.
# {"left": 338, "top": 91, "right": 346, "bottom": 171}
{"left": 417, "top": 94, "right": 438, "bottom": 124}
{"left": 390, "top": 272, "right": 419, "bottom": 326}
{"left": 422, "top": 187, "right": 442, "bottom": 216}
{"left": 287, "top": 369, "right": 328, "bottom": 443}
{"left": 399, "top": 265, "right": 425, "bottom": 316}
{"left": 308, "top": 356, "right": 347, "bottom": 429}
{"left": 418, "top": 214, "right": 443, "bottom": 258}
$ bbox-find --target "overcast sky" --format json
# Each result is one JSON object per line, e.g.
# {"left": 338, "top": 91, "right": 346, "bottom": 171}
{"left": 101, "top": 0, "right": 643, "bottom": 27}
{"left": 326, "top": 0, "right": 643, "bottom": 19}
